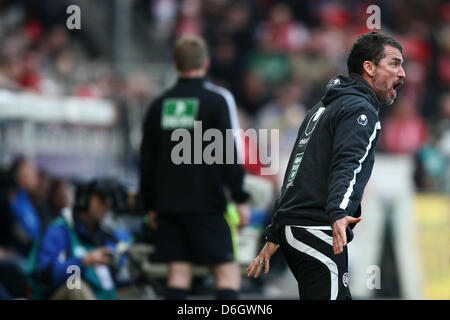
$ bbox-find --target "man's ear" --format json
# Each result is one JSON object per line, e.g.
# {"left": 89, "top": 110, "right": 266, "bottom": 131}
{"left": 363, "top": 60, "right": 376, "bottom": 77}
{"left": 203, "top": 59, "right": 211, "bottom": 72}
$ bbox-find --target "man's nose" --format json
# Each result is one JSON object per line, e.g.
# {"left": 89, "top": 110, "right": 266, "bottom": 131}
{"left": 398, "top": 65, "right": 406, "bottom": 79}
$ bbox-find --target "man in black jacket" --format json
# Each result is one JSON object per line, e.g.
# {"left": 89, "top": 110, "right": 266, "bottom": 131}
{"left": 140, "top": 35, "right": 250, "bottom": 300}
{"left": 248, "top": 32, "right": 405, "bottom": 300}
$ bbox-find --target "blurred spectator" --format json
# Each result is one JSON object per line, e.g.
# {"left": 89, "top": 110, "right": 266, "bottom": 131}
{"left": 30, "top": 170, "right": 53, "bottom": 230}
{"left": 244, "top": 49, "right": 291, "bottom": 86}
{"left": 436, "top": 92, "right": 450, "bottom": 158}
{"left": 413, "top": 127, "right": 448, "bottom": 192}
{"left": 254, "top": 3, "right": 309, "bottom": 53}
{"left": 0, "top": 166, "right": 29, "bottom": 300}
{"left": 238, "top": 69, "right": 272, "bottom": 116}
{"left": 42, "top": 26, "right": 69, "bottom": 58}
{"left": 0, "top": 168, "right": 18, "bottom": 251}
{"left": 151, "top": 0, "right": 178, "bottom": 41}
{"left": 28, "top": 180, "right": 123, "bottom": 300}
{"left": 381, "top": 96, "right": 428, "bottom": 154}
{"left": 257, "top": 82, "right": 306, "bottom": 183}
{"left": 310, "top": 2, "right": 352, "bottom": 70}
{"left": 175, "top": 0, "right": 203, "bottom": 38}
{"left": 202, "top": 0, "right": 228, "bottom": 46}
{"left": 238, "top": 109, "right": 276, "bottom": 182}
{"left": 435, "top": 2, "right": 450, "bottom": 88}
{"left": 317, "top": 1, "right": 351, "bottom": 30}
{"left": 0, "top": 56, "right": 22, "bottom": 90}
{"left": 290, "top": 48, "right": 335, "bottom": 84}
{"left": 17, "top": 48, "right": 42, "bottom": 92}
{"left": 220, "top": 2, "right": 254, "bottom": 54}
{"left": 209, "top": 36, "right": 241, "bottom": 92}
{"left": 7, "top": 157, "right": 42, "bottom": 256}
{"left": 435, "top": 92, "right": 450, "bottom": 192}
{"left": 401, "top": 61, "right": 428, "bottom": 111}
{"left": 48, "top": 179, "right": 74, "bottom": 219}
{"left": 258, "top": 82, "right": 306, "bottom": 145}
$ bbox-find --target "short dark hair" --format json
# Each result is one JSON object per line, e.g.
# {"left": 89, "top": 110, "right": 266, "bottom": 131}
{"left": 347, "top": 32, "right": 402, "bottom": 75}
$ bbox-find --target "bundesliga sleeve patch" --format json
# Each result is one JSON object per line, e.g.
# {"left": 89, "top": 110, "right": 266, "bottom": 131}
{"left": 357, "top": 114, "right": 368, "bottom": 126}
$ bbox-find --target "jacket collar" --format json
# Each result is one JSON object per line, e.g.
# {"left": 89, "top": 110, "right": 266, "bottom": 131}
{"left": 349, "top": 73, "right": 380, "bottom": 111}
{"left": 177, "top": 77, "right": 206, "bottom": 86}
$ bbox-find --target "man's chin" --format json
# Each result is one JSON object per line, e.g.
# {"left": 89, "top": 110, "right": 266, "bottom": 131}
{"left": 384, "top": 98, "right": 395, "bottom": 106}
{"left": 382, "top": 93, "right": 396, "bottom": 105}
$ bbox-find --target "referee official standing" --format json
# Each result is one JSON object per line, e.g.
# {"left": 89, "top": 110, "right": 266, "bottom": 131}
{"left": 248, "top": 32, "right": 405, "bottom": 300}
{"left": 140, "top": 35, "right": 250, "bottom": 300}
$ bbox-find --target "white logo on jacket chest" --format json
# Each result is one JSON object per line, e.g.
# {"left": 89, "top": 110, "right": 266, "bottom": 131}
{"left": 357, "top": 114, "right": 368, "bottom": 126}
{"left": 305, "top": 107, "right": 326, "bottom": 136}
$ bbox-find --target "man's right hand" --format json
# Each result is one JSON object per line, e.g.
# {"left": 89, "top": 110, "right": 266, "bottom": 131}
{"left": 247, "top": 241, "right": 280, "bottom": 278}
{"left": 82, "top": 247, "right": 113, "bottom": 266}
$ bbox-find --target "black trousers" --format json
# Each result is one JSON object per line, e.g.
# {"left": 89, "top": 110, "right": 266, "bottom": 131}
{"left": 279, "top": 225, "right": 352, "bottom": 300}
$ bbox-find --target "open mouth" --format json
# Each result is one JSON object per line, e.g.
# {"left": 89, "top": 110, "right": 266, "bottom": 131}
{"left": 392, "top": 80, "right": 403, "bottom": 92}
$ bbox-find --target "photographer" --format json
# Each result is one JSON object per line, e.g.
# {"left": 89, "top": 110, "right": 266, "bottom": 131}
{"left": 27, "top": 179, "right": 127, "bottom": 300}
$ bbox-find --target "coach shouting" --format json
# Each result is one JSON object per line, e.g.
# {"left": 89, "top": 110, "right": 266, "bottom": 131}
{"left": 248, "top": 32, "right": 405, "bottom": 300}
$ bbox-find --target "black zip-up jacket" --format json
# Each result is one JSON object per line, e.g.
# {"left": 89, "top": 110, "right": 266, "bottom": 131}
{"left": 139, "top": 77, "right": 249, "bottom": 215}
{"left": 265, "top": 73, "right": 381, "bottom": 244}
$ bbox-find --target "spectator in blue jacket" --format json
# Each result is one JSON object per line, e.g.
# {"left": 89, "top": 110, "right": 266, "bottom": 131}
{"left": 27, "top": 180, "right": 124, "bottom": 300}
{"left": 8, "top": 157, "right": 42, "bottom": 258}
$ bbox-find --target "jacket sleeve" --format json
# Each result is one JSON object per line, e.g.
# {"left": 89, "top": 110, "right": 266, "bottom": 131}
{"left": 264, "top": 221, "right": 280, "bottom": 244}
{"left": 215, "top": 93, "right": 250, "bottom": 204}
{"left": 326, "top": 102, "right": 379, "bottom": 224}
{"left": 37, "top": 225, "right": 84, "bottom": 289}
{"left": 139, "top": 101, "right": 160, "bottom": 211}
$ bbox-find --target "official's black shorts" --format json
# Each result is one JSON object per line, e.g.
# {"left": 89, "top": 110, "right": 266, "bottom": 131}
{"left": 279, "top": 225, "right": 352, "bottom": 300}
{"left": 153, "top": 213, "right": 236, "bottom": 265}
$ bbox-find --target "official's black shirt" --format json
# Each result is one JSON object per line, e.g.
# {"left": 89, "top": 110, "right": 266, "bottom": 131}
{"left": 265, "top": 73, "right": 382, "bottom": 244}
{"left": 139, "top": 77, "right": 249, "bottom": 215}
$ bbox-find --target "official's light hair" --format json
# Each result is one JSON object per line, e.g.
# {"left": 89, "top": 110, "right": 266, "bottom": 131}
{"left": 173, "top": 35, "right": 209, "bottom": 72}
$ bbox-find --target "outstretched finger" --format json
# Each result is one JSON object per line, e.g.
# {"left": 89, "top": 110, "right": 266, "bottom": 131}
{"left": 247, "top": 263, "right": 256, "bottom": 277}
{"left": 335, "top": 228, "right": 347, "bottom": 255}
{"left": 347, "top": 216, "right": 362, "bottom": 225}
{"left": 332, "top": 232, "right": 339, "bottom": 254}
{"left": 340, "top": 227, "right": 347, "bottom": 248}
{"left": 264, "top": 257, "right": 270, "bottom": 274}
{"left": 254, "top": 262, "right": 264, "bottom": 278}
{"left": 333, "top": 233, "right": 342, "bottom": 255}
